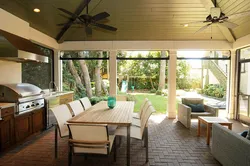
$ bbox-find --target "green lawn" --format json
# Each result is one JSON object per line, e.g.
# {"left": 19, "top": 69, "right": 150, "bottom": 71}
{"left": 130, "top": 93, "right": 167, "bottom": 114}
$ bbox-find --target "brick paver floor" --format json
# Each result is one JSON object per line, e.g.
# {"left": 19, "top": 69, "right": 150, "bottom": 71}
{"left": 0, "top": 115, "right": 222, "bottom": 166}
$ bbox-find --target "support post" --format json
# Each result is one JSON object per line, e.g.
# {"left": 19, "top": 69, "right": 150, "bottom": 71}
{"left": 54, "top": 50, "right": 63, "bottom": 91}
{"left": 227, "top": 50, "right": 236, "bottom": 119}
{"left": 109, "top": 50, "right": 117, "bottom": 96}
{"left": 168, "top": 50, "right": 177, "bottom": 119}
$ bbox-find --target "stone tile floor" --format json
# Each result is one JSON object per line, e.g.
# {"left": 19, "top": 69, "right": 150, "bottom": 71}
{"left": 0, "top": 115, "right": 247, "bottom": 166}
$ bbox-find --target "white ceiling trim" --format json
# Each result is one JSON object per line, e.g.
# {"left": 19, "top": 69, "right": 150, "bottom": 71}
{"left": 59, "top": 40, "right": 232, "bottom": 51}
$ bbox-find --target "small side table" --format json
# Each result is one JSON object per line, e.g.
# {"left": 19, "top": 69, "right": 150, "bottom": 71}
{"left": 197, "top": 116, "right": 233, "bottom": 145}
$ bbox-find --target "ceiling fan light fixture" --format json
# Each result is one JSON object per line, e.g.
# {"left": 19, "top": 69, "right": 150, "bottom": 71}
{"left": 33, "top": 8, "right": 40, "bottom": 13}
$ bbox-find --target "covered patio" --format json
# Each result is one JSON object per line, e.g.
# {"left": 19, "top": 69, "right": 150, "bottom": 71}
{"left": 1, "top": 0, "right": 250, "bottom": 166}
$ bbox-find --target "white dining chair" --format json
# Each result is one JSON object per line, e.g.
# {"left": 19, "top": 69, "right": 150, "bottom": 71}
{"left": 132, "top": 98, "right": 149, "bottom": 119}
{"left": 67, "top": 100, "right": 85, "bottom": 116}
{"left": 115, "top": 105, "right": 155, "bottom": 163}
{"left": 50, "top": 104, "right": 73, "bottom": 158}
{"left": 67, "top": 123, "right": 116, "bottom": 166}
{"left": 132, "top": 100, "right": 152, "bottom": 127}
{"left": 79, "top": 97, "right": 92, "bottom": 110}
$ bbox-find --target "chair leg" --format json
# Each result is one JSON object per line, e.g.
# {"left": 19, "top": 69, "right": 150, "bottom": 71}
{"left": 114, "top": 138, "right": 116, "bottom": 162}
{"left": 145, "top": 126, "right": 149, "bottom": 163}
{"left": 55, "top": 124, "right": 58, "bottom": 158}
{"left": 68, "top": 144, "right": 72, "bottom": 166}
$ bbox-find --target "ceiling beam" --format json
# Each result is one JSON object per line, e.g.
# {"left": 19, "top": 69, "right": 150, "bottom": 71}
{"left": 199, "top": 0, "right": 235, "bottom": 43}
{"left": 56, "top": 0, "right": 91, "bottom": 43}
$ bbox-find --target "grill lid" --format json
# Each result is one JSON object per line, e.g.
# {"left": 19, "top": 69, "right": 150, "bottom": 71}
{"left": 0, "top": 83, "right": 42, "bottom": 100}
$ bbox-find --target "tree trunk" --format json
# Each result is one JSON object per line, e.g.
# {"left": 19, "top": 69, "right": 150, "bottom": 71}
{"left": 67, "top": 57, "right": 85, "bottom": 91}
{"left": 78, "top": 52, "right": 93, "bottom": 98}
{"left": 150, "top": 77, "right": 155, "bottom": 89}
{"left": 158, "top": 51, "right": 166, "bottom": 91}
{"left": 95, "top": 52, "right": 102, "bottom": 96}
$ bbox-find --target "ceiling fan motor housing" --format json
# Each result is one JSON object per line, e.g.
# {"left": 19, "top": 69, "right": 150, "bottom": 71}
{"left": 210, "top": 7, "right": 221, "bottom": 19}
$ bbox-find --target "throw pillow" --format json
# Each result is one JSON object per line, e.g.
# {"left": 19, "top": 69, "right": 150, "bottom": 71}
{"left": 246, "top": 128, "right": 250, "bottom": 140}
{"left": 187, "top": 104, "right": 205, "bottom": 112}
{"left": 240, "top": 130, "right": 248, "bottom": 137}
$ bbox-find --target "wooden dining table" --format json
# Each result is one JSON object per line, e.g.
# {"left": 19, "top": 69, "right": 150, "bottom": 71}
{"left": 67, "top": 101, "right": 134, "bottom": 166}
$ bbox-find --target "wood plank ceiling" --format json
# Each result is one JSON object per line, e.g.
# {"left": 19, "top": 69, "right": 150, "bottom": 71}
{"left": 0, "top": 0, "right": 250, "bottom": 42}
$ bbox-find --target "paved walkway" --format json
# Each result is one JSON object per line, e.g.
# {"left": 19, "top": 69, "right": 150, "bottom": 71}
{"left": 1, "top": 115, "right": 246, "bottom": 166}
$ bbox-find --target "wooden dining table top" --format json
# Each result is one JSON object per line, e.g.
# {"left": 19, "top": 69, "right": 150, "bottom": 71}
{"left": 67, "top": 101, "right": 134, "bottom": 126}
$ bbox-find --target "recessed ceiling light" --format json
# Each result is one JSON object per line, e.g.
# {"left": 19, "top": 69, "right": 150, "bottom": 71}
{"left": 33, "top": 8, "right": 40, "bottom": 13}
{"left": 184, "top": 24, "right": 188, "bottom": 27}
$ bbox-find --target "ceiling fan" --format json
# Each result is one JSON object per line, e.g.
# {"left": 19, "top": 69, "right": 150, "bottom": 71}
{"left": 183, "top": 0, "right": 250, "bottom": 33}
{"left": 57, "top": 0, "right": 117, "bottom": 35}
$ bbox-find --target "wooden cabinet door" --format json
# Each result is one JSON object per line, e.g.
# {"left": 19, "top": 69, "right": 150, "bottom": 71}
{"left": 32, "top": 108, "right": 45, "bottom": 133}
{"left": 0, "top": 115, "right": 15, "bottom": 151}
{"left": 15, "top": 113, "right": 33, "bottom": 143}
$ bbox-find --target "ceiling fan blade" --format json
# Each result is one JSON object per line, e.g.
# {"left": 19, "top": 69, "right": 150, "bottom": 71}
{"left": 195, "top": 23, "right": 212, "bottom": 34}
{"left": 92, "top": 12, "right": 110, "bottom": 21}
{"left": 58, "top": 8, "right": 76, "bottom": 17}
{"left": 92, "top": 23, "right": 117, "bottom": 31}
{"left": 86, "top": 26, "right": 92, "bottom": 35}
{"left": 227, "top": 10, "right": 250, "bottom": 20}
{"left": 219, "top": 20, "right": 238, "bottom": 29}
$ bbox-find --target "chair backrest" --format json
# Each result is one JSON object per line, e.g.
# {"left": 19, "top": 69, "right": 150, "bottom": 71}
{"left": 140, "top": 105, "right": 155, "bottom": 136}
{"left": 140, "top": 100, "right": 152, "bottom": 120}
{"left": 50, "top": 104, "right": 72, "bottom": 137}
{"left": 182, "top": 98, "right": 203, "bottom": 105}
{"left": 138, "top": 98, "right": 149, "bottom": 118}
{"left": 79, "top": 97, "right": 92, "bottom": 110}
{"left": 67, "top": 123, "right": 111, "bottom": 155}
{"left": 67, "top": 100, "right": 85, "bottom": 116}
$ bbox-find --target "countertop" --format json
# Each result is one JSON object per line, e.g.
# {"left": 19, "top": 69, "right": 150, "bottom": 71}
{"left": 0, "top": 103, "right": 15, "bottom": 120}
{"left": 0, "top": 103, "right": 15, "bottom": 109}
{"left": 43, "top": 91, "right": 74, "bottom": 100}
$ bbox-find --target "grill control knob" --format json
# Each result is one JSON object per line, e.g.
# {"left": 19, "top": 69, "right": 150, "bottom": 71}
{"left": 31, "top": 104, "right": 35, "bottom": 107}
{"left": 36, "top": 103, "right": 40, "bottom": 106}
{"left": 26, "top": 105, "right": 30, "bottom": 109}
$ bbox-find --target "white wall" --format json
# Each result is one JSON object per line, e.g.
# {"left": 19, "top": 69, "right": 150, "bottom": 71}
{"left": 0, "top": 60, "right": 21, "bottom": 84}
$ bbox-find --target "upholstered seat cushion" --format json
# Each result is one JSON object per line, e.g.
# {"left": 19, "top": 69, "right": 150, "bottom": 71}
{"left": 191, "top": 112, "right": 213, "bottom": 119}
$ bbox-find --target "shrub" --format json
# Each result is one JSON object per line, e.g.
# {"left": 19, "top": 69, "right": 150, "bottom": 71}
{"left": 90, "top": 96, "right": 108, "bottom": 105}
{"left": 203, "top": 84, "right": 225, "bottom": 98}
{"left": 162, "top": 89, "right": 168, "bottom": 96}
{"left": 156, "top": 90, "right": 162, "bottom": 95}
{"left": 150, "top": 88, "right": 157, "bottom": 93}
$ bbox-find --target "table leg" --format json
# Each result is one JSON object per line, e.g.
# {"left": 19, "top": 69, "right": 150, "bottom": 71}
{"left": 197, "top": 119, "right": 201, "bottom": 137}
{"left": 228, "top": 124, "right": 232, "bottom": 130}
{"left": 206, "top": 124, "right": 211, "bottom": 145}
{"left": 127, "top": 125, "right": 130, "bottom": 166}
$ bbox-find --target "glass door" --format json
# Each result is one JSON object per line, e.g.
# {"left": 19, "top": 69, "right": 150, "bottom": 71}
{"left": 238, "top": 62, "right": 250, "bottom": 121}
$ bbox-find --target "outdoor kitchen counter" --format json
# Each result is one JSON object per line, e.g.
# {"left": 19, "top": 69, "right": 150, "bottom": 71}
{"left": 43, "top": 91, "right": 74, "bottom": 100}
{"left": 0, "top": 103, "right": 15, "bottom": 120}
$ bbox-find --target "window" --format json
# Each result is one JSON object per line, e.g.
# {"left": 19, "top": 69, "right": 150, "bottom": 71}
{"left": 22, "top": 46, "right": 54, "bottom": 89}
{"left": 61, "top": 51, "right": 109, "bottom": 100}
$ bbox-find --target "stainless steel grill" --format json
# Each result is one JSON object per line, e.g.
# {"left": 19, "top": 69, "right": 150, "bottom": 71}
{"left": 0, "top": 83, "right": 45, "bottom": 115}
